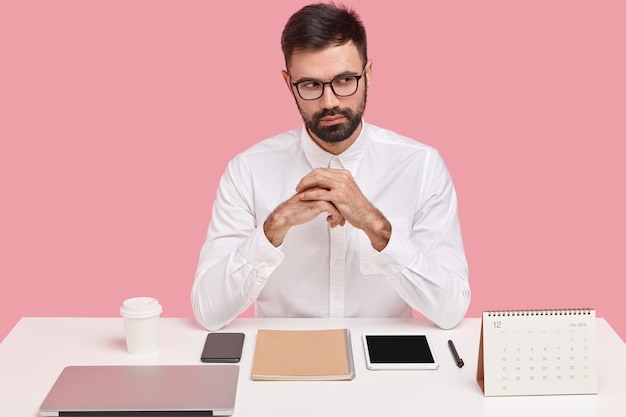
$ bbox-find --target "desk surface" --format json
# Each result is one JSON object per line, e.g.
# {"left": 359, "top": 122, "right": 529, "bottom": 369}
{"left": 1, "top": 317, "right": 624, "bottom": 417}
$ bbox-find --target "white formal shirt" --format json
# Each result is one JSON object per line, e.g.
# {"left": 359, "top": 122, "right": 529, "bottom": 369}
{"left": 192, "top": 122, "right": 470, "bottom": 330}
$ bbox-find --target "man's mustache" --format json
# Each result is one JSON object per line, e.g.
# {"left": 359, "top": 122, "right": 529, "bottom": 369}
{"left": 314, "top": 108, "right": 353, "bottom": 121}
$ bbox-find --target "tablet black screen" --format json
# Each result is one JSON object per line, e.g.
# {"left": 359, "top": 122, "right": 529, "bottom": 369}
{"left": 365, "top": 335, "right": 435, "bottom": 364}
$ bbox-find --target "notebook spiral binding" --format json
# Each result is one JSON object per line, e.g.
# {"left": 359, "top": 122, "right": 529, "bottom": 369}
{"left": 485, "top": 308, "right": 594, "bottom": 317}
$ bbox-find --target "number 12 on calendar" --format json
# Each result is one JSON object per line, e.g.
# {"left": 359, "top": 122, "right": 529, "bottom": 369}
{"left": 476, "top": 309, "right": 598, "bottom": 396}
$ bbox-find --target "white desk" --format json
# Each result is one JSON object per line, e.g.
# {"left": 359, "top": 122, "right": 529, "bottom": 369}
{"left": 0, "top": 317, "right": 624, "bottom": 416}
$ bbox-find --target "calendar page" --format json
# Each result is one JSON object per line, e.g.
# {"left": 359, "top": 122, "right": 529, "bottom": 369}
{"left": 477, "top": 309, "right": 597, "bottom": 397}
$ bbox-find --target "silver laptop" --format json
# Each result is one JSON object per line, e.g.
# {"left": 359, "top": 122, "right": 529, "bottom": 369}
{"left": 39, "top": 364, "right": 239, "bottom": 416}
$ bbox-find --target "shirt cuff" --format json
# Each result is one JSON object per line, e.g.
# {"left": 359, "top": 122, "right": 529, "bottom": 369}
{"left": 359, "top": 220, "right": 413, "bottom": 276}
{"left": 238, "top": 226, "right": 285, "bottom": 278}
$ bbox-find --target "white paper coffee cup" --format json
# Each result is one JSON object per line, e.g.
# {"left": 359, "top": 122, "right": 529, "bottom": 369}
{"left": 120, "top": 297, "right": 162, "bottom": 354}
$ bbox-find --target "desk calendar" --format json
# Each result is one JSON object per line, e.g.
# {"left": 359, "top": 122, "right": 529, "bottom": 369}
{"left": 476, "top": 308, "right": 598, "bottom": 396}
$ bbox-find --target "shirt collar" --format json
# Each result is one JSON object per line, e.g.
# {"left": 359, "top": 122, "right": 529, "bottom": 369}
{"left": 301, "top": 120, "right": 368, "bottom": 176}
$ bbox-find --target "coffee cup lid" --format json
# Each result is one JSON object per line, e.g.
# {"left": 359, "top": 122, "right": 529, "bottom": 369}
{"left": 120, "top": 297, "right": 162, "bottom": 318}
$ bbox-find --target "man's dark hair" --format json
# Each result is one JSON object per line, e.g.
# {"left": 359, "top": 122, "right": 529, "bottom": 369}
{"left": 281, "top": 2, "right": 367, "bottom": 69}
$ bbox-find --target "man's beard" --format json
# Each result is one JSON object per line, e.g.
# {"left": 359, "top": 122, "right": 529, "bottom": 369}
{"left": 298, "top": 93, "right": 367, "bottom": 144}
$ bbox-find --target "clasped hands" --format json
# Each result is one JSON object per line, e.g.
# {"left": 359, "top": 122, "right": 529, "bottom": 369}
{"left": 263, "top": 168, "right": 391, "bottom": 251}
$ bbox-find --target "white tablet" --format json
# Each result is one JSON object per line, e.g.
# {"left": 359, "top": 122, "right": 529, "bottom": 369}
{"left": 362, "top": 333, "right": 439, "bottom": 370}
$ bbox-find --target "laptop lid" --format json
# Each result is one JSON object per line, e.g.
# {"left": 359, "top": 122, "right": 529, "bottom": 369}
{"left": 39, "top": 364, "right": 239, "bottom": 416}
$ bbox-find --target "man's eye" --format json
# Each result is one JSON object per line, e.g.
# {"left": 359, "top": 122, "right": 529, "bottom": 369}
{"left": 334, "top": 76, "right": 354, "bottom": 85}
{"left": 300, "top": 81, "right": 322, "bottom": 90}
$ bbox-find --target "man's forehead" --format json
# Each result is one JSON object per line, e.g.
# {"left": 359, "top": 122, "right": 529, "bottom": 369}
{"left": 288, "top": 41, "right": 363, "bottom": 78}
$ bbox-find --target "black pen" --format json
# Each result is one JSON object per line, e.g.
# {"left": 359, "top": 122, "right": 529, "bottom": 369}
{"left": 448, "top": 339, "right": 464, "bottom": 368}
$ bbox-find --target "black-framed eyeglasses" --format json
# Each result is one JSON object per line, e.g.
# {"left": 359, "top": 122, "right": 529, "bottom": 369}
{"left": 290, "top": 64, "right": 367, "bottom": 101}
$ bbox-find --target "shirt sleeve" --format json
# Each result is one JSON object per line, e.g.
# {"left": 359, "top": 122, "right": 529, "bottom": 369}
{"left": 359, "top": 150, "right": 470, "bottom": 329}
{"left": 191, "top": 158, "right": 284, "bottom": 331}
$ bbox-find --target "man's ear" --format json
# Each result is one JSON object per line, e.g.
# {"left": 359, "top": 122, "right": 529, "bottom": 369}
{"left": 365, "top": 60, "right": 373, "bottom": 88}
{"left": 281, "top": 70, "right": 294, "bottom": 95}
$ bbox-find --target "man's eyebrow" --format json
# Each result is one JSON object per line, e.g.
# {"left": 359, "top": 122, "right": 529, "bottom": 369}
{"left": 292, "top": 69, "right": 361, "bottom": 84}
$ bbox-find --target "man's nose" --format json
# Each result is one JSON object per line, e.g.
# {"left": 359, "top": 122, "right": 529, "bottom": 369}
{"left": 319, "top": 84, "right": 341, "bottom": 109}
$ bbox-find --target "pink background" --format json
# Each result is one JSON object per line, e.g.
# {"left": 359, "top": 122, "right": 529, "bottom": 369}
{"left": 2, "top": 1, "right": 625, "bottom": 343}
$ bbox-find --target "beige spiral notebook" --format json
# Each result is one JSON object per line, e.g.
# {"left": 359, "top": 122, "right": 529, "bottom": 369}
{"left": 251, "top": 328, "right": 355, "bottom": 381}
{"left": 477, "top": 308, "right": 598, "bottom": 396}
